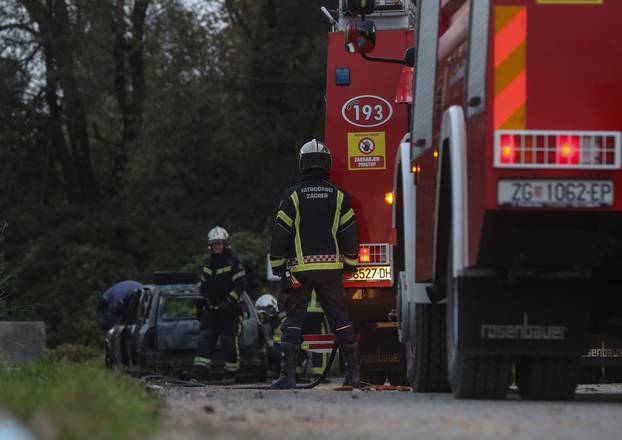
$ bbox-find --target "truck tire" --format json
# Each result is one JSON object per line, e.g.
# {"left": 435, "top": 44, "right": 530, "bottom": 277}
{"left": 516, "top": 356, "right": 579, "bottom": 400}
{"left": 446, "top": 234, "right": 512, "bottom": 399}
{"left": 605, "top": 367, "right": 622, "bottom": 382}
{"left": 406, "top": 304, "right": 450, "bottom": 392}
{"left": 580, "top": 366, "right": 602, "bottom": 384}
{"left": 397, "top": 272, "right": 411, "bottom": 343}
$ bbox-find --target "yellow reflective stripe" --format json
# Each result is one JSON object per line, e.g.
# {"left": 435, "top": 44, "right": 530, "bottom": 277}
{"left": 229, "top": 290, "right": 239, "bottom": 301}
{"left": 216, "top": 266, "right": 232, "bottom": 274}
{"left": 343, "top": 256, "right": 358, "bottom": 266}
{"left": 203, "top": 267, "right": 213, "bottom": 275}
{"left": 273, "top": 335, "right": 282, "bottom": 343}
{"left": 340, "top": 208, "right": 354, "bottom": 226}
{"left": 277, "top": 210, "right": 294, "bottom": 228}
{"left": 291, "top": 192, "right": 304, "bottom": 266}
{"left": 291, "top": 262, "right": 344, "bottom": 272}
{"left": 270, "top": 258, "right": 286, "bottom": 268}
{"left": 193, "top": 356, "right": 212, "bottom": 367}
{"left": 224, "top": 361, "right": 240, "bottom": 371}
{"left": 232, "top": 270, "right": 245, "bottom": 281}
{"left": 332, "top": 191, "right": 344, "bottom": 258}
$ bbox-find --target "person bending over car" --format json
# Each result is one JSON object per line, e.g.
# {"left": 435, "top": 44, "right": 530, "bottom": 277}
{"left": 97, "top": 280, "right": 142, "bottom": 333}
{"left": 194, "top": 226, "right": 246, "bottom": 384}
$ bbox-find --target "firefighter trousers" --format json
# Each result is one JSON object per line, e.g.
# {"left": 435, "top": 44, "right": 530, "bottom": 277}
{"left": 196, "top": 302, "right": 242, "bottom": 372}
{"left": 282, "top": 279, "right": 356, "bottom": 346}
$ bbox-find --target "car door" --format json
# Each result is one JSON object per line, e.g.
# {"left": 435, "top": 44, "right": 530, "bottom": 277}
{"left": 120, "top": 291, "right": 141, "bottom": 369}
{"left": 127, "top": 289, "right": 149, "bottom": 371}
{"left": 156, "top": 292, "right": 202, "bottom": 351}
{"left": 239, "top": 293, "right": 259, "bottom": 349}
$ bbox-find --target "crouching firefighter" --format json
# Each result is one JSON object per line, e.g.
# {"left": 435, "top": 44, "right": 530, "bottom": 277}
{"left": 269, "top": 139, "right": 360, "bottom": 389}
{"left": 194, "top": 226, "right": 246, "bottom": 384}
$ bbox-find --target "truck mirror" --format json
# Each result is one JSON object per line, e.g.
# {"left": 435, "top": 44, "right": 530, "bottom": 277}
{"left": 345, "top": 20, "right": 376, "bottom": 54}
{"left": 346, "top": 0, "right": 375, "bottom": 16}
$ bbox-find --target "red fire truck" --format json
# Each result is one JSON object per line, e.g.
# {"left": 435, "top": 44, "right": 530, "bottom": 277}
{"left": 322, "top": 1, "right": 415, "bottom": 385}
{"left": 341, "top": 0, "right": 622, "bottom": 400}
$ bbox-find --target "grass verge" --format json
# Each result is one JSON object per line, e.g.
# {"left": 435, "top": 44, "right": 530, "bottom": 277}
{"left": 0, "top": 350, "right": 160, "bottom": 440}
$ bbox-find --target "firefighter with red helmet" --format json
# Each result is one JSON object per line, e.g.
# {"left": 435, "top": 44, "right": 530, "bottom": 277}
{"left": 269, "top": 139, "right": 360, "bottom": 389}
{"left": 194, "top": 226, "right": 246, "bottom": 384}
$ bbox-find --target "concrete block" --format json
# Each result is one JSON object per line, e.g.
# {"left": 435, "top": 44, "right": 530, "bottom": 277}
{"left": 0, "top": 322, "right": 46, "bottom": 366}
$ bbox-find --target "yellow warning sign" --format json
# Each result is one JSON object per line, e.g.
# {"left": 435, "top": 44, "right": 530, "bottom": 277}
{"left": 348, "top": 132, "right": 386, "bottom": 171}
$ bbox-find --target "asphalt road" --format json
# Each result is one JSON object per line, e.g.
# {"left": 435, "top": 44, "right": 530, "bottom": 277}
{"left": 153, "top": 382, "right": 622, "bottom": 440}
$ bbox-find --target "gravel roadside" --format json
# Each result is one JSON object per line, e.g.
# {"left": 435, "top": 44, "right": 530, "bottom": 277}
{"left": 154, "top": 383, "right": 622, "bottom": 440}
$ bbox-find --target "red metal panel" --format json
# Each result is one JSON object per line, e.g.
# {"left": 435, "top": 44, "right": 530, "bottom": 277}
{"left": 486, "top": 0, "right": 622, "bottom": 212}
{"left": 325, "top": 30, "right": 412, "bottom": 246}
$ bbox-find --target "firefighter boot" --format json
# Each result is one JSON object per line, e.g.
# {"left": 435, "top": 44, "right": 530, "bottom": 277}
{"left": 221, "top": 370, "right": 237, "bottom": 385}
{"left": 341, "top": 342, "right": 361, "bottom": 388}
{"left": 192, "top": 356, "right": 212, "bottom": 379}
{"left": 271, "top": 342, "right": 299, "bottom": 389}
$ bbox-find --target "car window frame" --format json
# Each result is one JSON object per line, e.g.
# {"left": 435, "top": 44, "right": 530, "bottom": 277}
{"left": 158, "top": 294, "right": 203, "bottom": 322}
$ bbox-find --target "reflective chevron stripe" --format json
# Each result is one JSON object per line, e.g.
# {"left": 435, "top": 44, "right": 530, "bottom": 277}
{"left": 494, "top": 6, "right": 527, "bottom": 130}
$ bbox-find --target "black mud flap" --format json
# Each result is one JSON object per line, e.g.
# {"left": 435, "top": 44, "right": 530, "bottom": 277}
{"left": 456, "top": 278, "right": 591, "bottom": 356}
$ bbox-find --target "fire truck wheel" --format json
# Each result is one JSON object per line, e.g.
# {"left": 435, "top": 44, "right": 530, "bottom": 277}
{"left": 397, "top": 272, "right": 411, "bottom": 344}
{"left": 580, "top": 366, "right": 602, "bottom": 384}
{"left": 605, "top": 367, "right": 622, "bottom": 382}
{"left": 446, "top": 234, "right": 512, "bottom": 399}
{"left": 516, "top": 356, "right": 580, "bottom": 400}
{"left": 406, "top": 304, "right": 450, "bottom": 392}
{"left": 360, "top": 371, "right": 386, "bottom": 385}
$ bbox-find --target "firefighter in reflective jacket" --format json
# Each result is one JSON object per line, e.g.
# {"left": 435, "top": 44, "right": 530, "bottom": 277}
{"left": 194, "top": 226, "right": 246, "bottom": 384}
{"left": 269, "top": 139, "right": 360, "bottom": 389}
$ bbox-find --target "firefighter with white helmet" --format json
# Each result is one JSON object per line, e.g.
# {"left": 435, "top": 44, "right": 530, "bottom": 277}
{"left": 194, "top": 226, "right": 246, "bottom": 384}
{"left": 269, "top": 139, "right": 360, "bottom": 389}
{"left": 255, "top": 293, "right": 284, "bottom": 376}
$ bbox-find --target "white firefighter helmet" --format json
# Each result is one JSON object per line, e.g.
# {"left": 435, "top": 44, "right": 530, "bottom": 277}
{"left": 299, "top": 139, "right": 332, "bottom": 173}
{"left": 207, "top": 226, "right": 229, "bottom": 245}
{"left": 255, "top": 294, "right": 278, "bottom": 314}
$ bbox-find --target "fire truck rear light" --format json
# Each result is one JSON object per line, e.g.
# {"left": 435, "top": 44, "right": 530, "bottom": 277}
{"left": 357, "top": 243, "right": 391, "bottom": 266}
{"left": 358, "top": 246, "right": 370, "bottom": 263}
{"left": 384, "top": 192, "right": 394, "bottom": 205}
{"left": 494, "top": 130, "right": 622, "bottom": 169}
{"left": 558, "top": 135, "right": 579, "bottom": 165}
{"left": 500, "top": 134, "right": 516, "bottom": 164}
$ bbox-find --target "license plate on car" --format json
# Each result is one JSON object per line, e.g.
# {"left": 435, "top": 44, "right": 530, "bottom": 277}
{"left": 348, "top": 266, "right": 392, "bottom": 282}
{"left": 498, "top": 180, "right": 614, "bottom": 208}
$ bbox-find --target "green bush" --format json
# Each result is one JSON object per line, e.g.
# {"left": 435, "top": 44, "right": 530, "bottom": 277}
{"left": 48, "top": 344, "right": 101, "bottom": 364}
{"left": 0, "top": 359, "right": 160, "bottom": 440}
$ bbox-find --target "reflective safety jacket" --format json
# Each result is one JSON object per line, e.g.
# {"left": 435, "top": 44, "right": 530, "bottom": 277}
{"left": 269, "top": 171, "right": 359, "bottom": 279}
{"left": 199, "top": 249, "right": 246, "bottom": 307}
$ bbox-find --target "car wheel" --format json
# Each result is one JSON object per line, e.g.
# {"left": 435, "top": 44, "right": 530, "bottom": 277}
{"left": 105, "top": 347, "right": 113, "bottom": 369}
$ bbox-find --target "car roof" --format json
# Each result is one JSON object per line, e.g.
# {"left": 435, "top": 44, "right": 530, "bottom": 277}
{"left": 144, "top": 283, "right": 200, "bottom": 296}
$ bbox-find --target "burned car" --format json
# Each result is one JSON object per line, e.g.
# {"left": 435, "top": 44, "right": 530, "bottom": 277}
{"left": 105, "top": 272, "right": 268, "bottom": 381}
